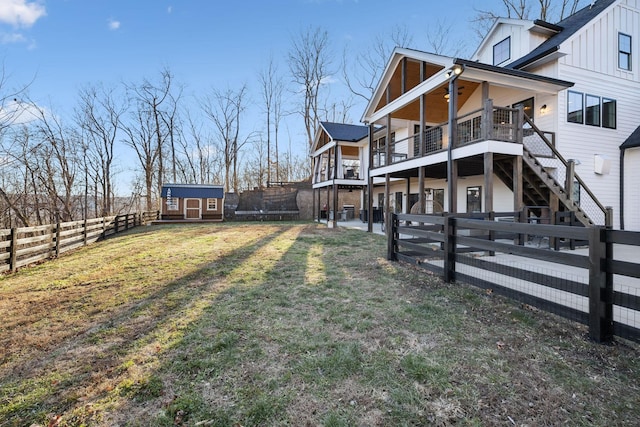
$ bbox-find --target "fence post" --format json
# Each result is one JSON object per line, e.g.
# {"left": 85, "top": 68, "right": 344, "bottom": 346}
{"left": 55, "top": 222, "right": 61, "bottom": 258}
{"left": 588, "top": 226, "right": 613, "bottom": 342}
{"left": 83, "top": 218, "right": 88, "bottom": 246}
{"left": 488, "top": 211, "right": 495, "bottom": 256}
{"left": 9, "top": 227, "right": 17, "bottom": 273}
{"left": 444, "top": 215, "right": 456, "bottom": 283}
{"left": 102, "top": 216, "right": 107, "bottom": 239}
{"left": 387, "top": 213, "right": 396, "bottom": 261}
{"left": 125, "top": 214, "right": 130, "bottom": 230}
{"left": 115, "top": 215, "right": 119, "bottom": 234}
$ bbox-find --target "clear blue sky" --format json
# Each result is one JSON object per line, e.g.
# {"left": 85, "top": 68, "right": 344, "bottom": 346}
{"left": 1, "top": 0, "right": 555, "bottom": 192}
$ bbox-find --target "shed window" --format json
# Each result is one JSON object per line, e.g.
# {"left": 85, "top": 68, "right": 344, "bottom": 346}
{"left": 207, "top": 198, "right": 217, "bottom": 211}
{"left": 166, "top": 189, "right": 178, "bottom": 211}
{"left": 493, "top": 37, "right": 510, "bottom": 65}
{"left": 619, "top": 33, "right": 632, "bottom": 71}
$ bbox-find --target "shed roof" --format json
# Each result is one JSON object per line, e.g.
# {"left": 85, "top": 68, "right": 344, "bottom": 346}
{"left": 161, "top": 184, "right": 224, "bottom": 199}
{"left": 620, "top": 125, "right": 640, "bottom": 150}
{"left": 508, "top": 0, "right": 618, "bottom": 70}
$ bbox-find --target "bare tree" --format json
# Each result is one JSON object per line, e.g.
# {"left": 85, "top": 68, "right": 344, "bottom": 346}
{"left": 125, "top": 68, "right": 174, "bottom": 204}
{"left": 75, "top": 83, "right": 126, "bottom": 215}
{"left": 258, "top": 55, "right": 285, "bottom": 186}
{"left": 201, "top": 84, "right": 252, "bottom": 193}
{"left": 426, "top": 19, "right": 469, "bottom": 57}
{"left": 472, "top": 0, "right": 585, "bottom": 40}
{"left": 288, "top": 26, "right": 333, "bottom": 150}
{"left": 342, "top": 24, "right": 414, "bottom": 103}
{"left": 176, "top": 111, "right": 223, "bottom": 185}
{"left": 160, "top": 84, "right": 183, "bottom": 183}
{"left": 121, "top": 102, "right": 158, "bottom": 211}
{"left": 28, "top": 103, "right": 83, "bottom": 222}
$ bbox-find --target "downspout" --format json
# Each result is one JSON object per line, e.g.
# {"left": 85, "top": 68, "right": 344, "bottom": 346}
{"left": 446, "top": 63, "right": 465, "bottom": 213}
{"left": 620, "top": 148, "right": 625, "bottom": 230}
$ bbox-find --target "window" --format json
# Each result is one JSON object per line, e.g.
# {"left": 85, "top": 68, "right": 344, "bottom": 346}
{"left": 166, "top": 189, "right": 178, "bottom": 211}
{"left": 207, "top": 198, "right": 217, "bottom": 211}
{"left": 603, "top": 98, "right": 617, "bottom": 129}
{"left": 466, "top": 186, "right": 482, "bottom": 213}
{"left": 619, "top": 33, "right": 632, "bottom": 71}
{"left": 585, "top": 94, "right": 600, "bottom": 126}
{"left": 166, "top": 197, "right": 178, "bottom": 211}
{"left": 493, "top": 37, "right": 510, "bottom": 65}
{"left": 567, "top": 91, "right": 583, "bottom": 124}
{"left": 567, "top": 91, "right": 616, "bottom": 129}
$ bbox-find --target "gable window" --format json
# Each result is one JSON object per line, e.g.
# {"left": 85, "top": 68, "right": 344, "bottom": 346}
{"left": 619, "top": 33, "right": 632, "bottom": 71}
{"left": 585, "top": 94, "right": 600, "bottom": 126}
{"left": 493, "top": 37, "right": 510, "bottom": 65}
{"left": 602, "top": 98, "right": 617, "bottom": 129}
{"left": 207, "top": 198, "right": 217, "bottom": 211}
{"left": 567, "top": 91, "right": 584, "bottom": 124}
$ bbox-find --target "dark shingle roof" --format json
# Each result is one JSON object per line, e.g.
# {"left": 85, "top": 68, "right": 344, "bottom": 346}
{"left": 320, "top": 122, "right": 369, "bottom": 142}
{"left": 621, "top": 126, "right": 640, "bottom": 150}
{"left": 508, "top": 0, "right": 618, "bottom": 70}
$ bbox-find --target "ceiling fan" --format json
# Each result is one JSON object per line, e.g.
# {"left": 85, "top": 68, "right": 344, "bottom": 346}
{"left": 443, "top": 86, "right": 464, "bottom": 100}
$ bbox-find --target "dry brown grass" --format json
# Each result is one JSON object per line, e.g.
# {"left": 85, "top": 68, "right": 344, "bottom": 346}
{"left": 0, "top": 222, "right": 639, "bottom": 426}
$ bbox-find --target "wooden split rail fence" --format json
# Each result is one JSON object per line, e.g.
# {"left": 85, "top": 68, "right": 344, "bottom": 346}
{"left": 0, "top": 211, "right": 159, "bottom": 274}
{"left": 388, "top": 212, "right": 640, "bottom": 344}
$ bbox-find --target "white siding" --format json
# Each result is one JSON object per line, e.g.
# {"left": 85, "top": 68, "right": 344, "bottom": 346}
{"left": 561, "top": 0, "right": 639, "bottom": 81}
{"left": 550, "top": 0, "right": 640, "bottom": 229}
{"left": 474, "top": 22, "right": 532, "bottom": 66}
{"left": 623, "top": 147, "right": 640, "bottom": 230}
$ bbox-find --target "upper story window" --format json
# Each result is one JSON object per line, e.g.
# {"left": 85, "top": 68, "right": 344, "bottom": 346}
{"left": 585, "top": 94, "right": 601, "bottom": 126}
{"left": 567, "top": 91, "right": 616, "bottom": 129}
{"left": 619, "top": 33, "right": 632, "bottom": 71}
{"left": 567, "top": 91, "right": 584, "bottom": 124}
{"left": 493, "top": 37, "right": 511, "bottom": 65}
{"left": 602, "top": 98, "right": 617, "bottom": 129}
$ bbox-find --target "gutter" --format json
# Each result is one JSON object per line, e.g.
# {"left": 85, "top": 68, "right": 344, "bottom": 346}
{"left": 620, "top": 148, "right": 625, "bottom": 230}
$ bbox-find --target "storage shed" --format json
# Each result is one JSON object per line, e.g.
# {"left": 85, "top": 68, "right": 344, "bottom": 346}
{"left": 160, "top": 184, "right": 224, "bottom": 221}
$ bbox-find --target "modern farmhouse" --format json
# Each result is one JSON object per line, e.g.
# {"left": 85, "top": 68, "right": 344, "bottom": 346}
{"left": 312, "top": 0, "right": 640, "bottom": 231}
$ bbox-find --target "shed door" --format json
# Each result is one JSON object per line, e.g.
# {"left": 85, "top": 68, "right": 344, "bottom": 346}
{"left": 185, "top": 198, "right": 201, "bottom": 219}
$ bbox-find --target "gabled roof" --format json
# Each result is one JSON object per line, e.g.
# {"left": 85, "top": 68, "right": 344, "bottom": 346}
{"left": 320, "top": 122, "right": 368, "bottom": 142}
{"left": 161, "top": 184, "right": 224, "bottom": 199}
{"left": 620, "top": 125, "right": 640, "bottom": 150}
{"left": 362, "top": 47, "right": 454, "bottom": 122}
{"left": 508, "top": 0, "right": 618, "bottom": 70}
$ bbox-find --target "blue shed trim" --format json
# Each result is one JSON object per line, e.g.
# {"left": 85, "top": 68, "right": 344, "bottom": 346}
{"left": 161, "top": 184, "right": 224, "bottom": 199}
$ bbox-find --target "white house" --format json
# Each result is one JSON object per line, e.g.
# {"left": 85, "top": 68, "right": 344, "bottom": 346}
{"left": 312, "top": 0, "right": 639, "bottom": 231}
{"left": 474, "top": 0, "right": 640, "bottom": 230}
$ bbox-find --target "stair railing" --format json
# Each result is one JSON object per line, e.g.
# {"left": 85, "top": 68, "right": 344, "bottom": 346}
{"left": 522, "top": 115, "right": 609, "bottom": 226}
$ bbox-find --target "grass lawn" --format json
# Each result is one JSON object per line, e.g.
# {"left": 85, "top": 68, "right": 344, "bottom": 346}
{"left": 0, "top": 222, "right": 638, "bottom": 426}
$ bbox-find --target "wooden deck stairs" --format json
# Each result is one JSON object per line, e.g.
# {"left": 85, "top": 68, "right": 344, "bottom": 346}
{"left": 493, "top": 117, "right": 607, "bottom": 227}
